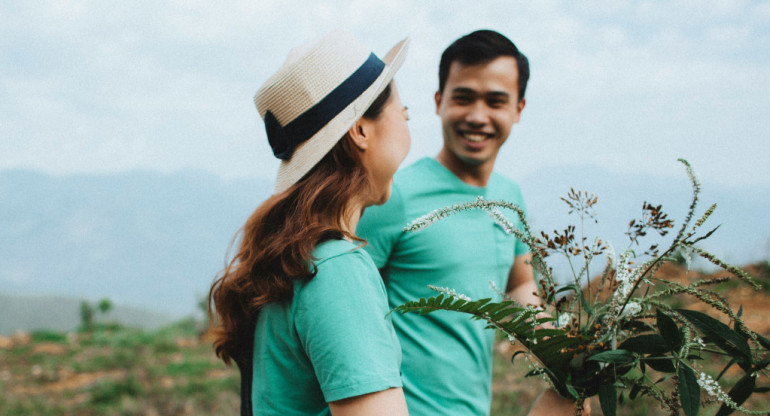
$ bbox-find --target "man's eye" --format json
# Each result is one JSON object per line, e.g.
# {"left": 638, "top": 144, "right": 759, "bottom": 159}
{"left": 453, "top": 96, "right": 472, "bottom": 104}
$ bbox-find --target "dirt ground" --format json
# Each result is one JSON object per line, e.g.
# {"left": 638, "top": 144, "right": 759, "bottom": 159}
{"left": 649, "top": 262, "right": 770, "bottom": 335}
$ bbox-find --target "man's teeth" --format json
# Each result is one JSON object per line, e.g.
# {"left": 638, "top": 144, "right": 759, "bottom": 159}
{"left": 464, "top": 133, "right": 487, "bottom": 143}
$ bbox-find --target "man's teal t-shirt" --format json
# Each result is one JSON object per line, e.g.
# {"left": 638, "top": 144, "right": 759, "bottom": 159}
{"left": 250, "top": 239, "right": 403, "bottom": 415}
{"left": 357, "top": 158, "right": 529, "bottom": 416}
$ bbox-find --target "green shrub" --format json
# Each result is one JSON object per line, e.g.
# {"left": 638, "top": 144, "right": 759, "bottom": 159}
{"left": 89, "top": 375, "right": 144, "bottom": 406}
{"left": 165, "top": 359, "right": 216, "bottom": 378}
{"left": 151, "top": 338, "right": 178, "bottom": 354}
{"left": 155, "top": 317, "right": 199, "bottom": 338}
{"left": 29, "top": 330, "right": 68, "bottom": 344}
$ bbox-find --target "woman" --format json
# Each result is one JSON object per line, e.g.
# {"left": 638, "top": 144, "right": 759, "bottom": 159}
{"left": 208, "top": 30, "right": 411, "bottom": 416}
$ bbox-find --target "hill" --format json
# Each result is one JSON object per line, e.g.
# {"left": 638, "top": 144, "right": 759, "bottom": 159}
{"left": 519, "top": 164, "right": 770, "bottom": 277}
{"left": 0, "top": 164, "right": 767, "bottom": 331}
{"left": 0, "top": 293, "right": 174, "bottom": 335}
{"left": 0, "top": 169, "right": 272, "bottom": 320}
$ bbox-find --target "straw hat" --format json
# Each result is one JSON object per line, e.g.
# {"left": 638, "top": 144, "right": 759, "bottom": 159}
{"left": 254, "top": 30, "right": 409, "bottom": 194}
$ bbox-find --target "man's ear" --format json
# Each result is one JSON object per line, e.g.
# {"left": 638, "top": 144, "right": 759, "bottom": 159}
{"left": 348, "top": 118, "right": 371, "bottom": 150}
{"left": 513, "top": 97, "right": 526, "bottom": 123}
{"left": 434, "top": 91, "right": 442, "bottom": 115}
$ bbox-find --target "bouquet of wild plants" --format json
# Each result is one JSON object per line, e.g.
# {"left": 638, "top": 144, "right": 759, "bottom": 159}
{"left": 392, "top": 160, "right": 769, "bottom": 416}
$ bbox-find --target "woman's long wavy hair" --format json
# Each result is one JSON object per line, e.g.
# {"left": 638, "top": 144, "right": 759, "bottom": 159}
{"left": 208, "top": 84, "right": 392, "bottom": 364}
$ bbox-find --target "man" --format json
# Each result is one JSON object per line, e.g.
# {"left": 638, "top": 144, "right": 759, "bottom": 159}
{"left": 358, "top": 30, "right": 584, "bottom": 415}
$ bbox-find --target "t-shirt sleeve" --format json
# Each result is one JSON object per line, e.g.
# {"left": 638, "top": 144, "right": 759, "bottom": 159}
{"left": 294, "top": 250, "right": 402, "bottom": 403}
{"left": 356, "top": 184, "right": 407, "bottom": 268}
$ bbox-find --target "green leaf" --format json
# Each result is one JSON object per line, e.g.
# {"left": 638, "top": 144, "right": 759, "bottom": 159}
{"left": 753, "top": 358, "right": 770, "bottom": 371}
{"left": 629, "top": 383, "right": 642, "bottom": 400}
{"left": 614, "top": 362, "right": 636, "bottom": 377}
{"left": 656, "top": 310, "right": 683, "bottom": 352}
{"left": 715, "top": 374, "right": 756, "bottom": 416}
{"left": 555, "top": 284, "right": 580, "bottom": 295}
{"left": 459, "top": 298, "right": 493, "bottom": 312}
{"left": 677, "top": 309, "right": 752, "bottom": 361}
{"left": 644, "top": 356, "right": 676, "bottom": 373}
{"left": 566, "top": 384, "right": 580, "bottom": 400}
{"left": 489, "top": 302, "right": 523, "bottom": 321}
{"left": 587, "top": 349, "right": 636, "bottom": 364}
{"left": 599, "top": 382, "right": 617, "bottom": 416}
{"left": 756, "top": 333, "right": 770, "bottom": 350}
{"left": 621, "top": 319, "right": 655, "bottom": 332}
{"left": 529, "top": 337, "right": 579, "bottom": 370}
{"left": 578, "top": 290, "right": 593, "bottom": 316}
{"left": 525, "top": 368, "right": 546, "bottom": 377}
{"left": 619, "top": 334, "right": 670, "bottom": 356}
{"left": 678, "top": 365, "right": 700, "bottom": 416}
{"left": 478, "top": 300, "right": 507, "bottom": 315}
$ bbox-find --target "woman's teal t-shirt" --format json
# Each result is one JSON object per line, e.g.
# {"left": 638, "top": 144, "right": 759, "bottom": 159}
{"left": 250, "top": 239, "right": 403, "bottom": 415}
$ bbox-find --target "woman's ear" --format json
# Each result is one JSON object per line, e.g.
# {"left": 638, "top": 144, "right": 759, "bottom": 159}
{"left": 348, "top": 118, "right": 371, "bottom": 151}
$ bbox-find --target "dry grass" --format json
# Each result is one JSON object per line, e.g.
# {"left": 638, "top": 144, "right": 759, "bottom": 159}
{"left": 0, "top": 319, "right": 239, "bottom": 416}
{"left": 2, "top": 263, "right": 768, "bottom": 415}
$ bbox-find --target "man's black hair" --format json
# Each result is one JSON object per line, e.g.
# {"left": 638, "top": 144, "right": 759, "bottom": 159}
{"left": 438, "top": 30, "right": 529, "bottom": 102}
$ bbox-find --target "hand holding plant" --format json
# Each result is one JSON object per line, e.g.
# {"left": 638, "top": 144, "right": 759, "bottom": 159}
{"left": 392, "top": 160, "right": 770, "bottom": 416}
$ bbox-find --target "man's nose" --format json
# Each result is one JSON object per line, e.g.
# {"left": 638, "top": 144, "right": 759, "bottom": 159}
{"left": 465, "top": 101, "right": 489, "bottom": 126}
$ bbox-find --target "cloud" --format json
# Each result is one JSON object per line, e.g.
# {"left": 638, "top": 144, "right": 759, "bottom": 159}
{"left": 1, "top": 0, "right": 768, "bottom": 185}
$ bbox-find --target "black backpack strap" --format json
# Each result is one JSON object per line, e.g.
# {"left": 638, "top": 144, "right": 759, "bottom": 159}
{"left": 234, "top": 318, "right": 256, "bottom": 416}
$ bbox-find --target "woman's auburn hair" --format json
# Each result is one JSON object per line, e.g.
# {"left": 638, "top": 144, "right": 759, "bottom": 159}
{"left": 208, "top": 84, "right": 392, "bottom": 364}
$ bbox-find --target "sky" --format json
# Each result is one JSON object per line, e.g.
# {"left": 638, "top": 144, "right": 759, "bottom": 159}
{"left": 2, "top": 0, "right": 769, "bottom": 187}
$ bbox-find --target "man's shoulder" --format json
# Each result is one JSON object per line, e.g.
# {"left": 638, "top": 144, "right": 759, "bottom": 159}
{"left": 392, "top": 157, "right": 451, "bottom": 195}
{"left": 393, "top": 157, "right": 438, "bottom": 181}
{"left": 490, "top": 169, "right": 519, "bottom": 185}
{"left": 490, "top": 170, "right": 524, "bottom": 194}
{"left": 359, "top": 158, "right": 446, "bottom": 232}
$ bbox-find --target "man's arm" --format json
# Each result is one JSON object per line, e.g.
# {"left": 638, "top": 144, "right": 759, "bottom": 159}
{"left": 507, "top": 255, "right": 592, "bottom": 415}
{"left": 527, "top": 389, "right": 591, "bottom": 416}
{"left": 505, "top": 253, "right": 540, "bottom": 307}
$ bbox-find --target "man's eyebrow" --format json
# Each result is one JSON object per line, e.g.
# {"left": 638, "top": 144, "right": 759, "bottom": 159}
{"left": 450, "top": 87, "right": 477, "bottom": 95}
{"left": 450, "top": 87, "right": 510, "bottom": 99}
{"left": 485, "top": 91, "right": 511, "bottom": 99}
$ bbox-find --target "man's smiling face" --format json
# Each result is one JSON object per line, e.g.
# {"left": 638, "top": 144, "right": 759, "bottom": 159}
{"left": 435, "top": 56, "right": 525, "bottom": 169}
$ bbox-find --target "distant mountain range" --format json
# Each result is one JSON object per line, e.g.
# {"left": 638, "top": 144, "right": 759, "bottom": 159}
{"left": 1, "top": 165, "right": 767, "bottom": 331}
{"left": 0, "top": 169, "right": 273, "bottom": 325}
{"left": 518, "top": 164, "right": 770, "bottom": 270}
{"left": 0, "top": 293, "right": 174, "bottom": 334}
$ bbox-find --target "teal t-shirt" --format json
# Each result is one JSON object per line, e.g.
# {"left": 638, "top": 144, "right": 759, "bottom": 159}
{"left": 251, "top": 239, "right": 403, "bottom": 415}
{"left": 357, "top": 157, "right": 529, "bottom": 416}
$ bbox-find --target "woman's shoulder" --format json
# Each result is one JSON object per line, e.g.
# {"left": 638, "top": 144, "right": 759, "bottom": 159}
{"left": 310, "top": 239, "right": 378, "bottom": 276}
{"left": 296, "top": 239, "right": 383, "bottom": 299}
{"left": 313, "top": 239, "right": 365, "bottom": 262}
